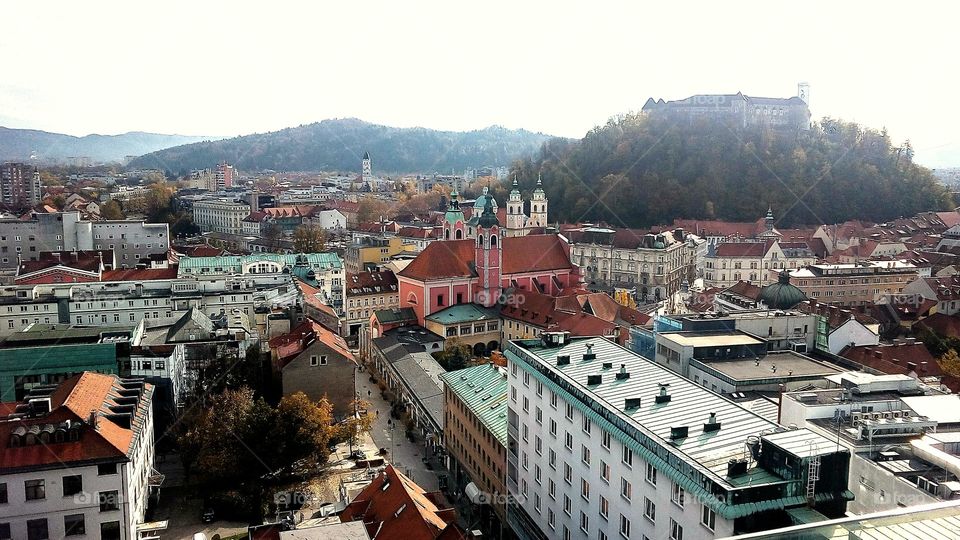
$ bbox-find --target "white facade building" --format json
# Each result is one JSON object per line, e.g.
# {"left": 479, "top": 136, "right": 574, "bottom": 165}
{"left": 504, "top": 335, "right": 851, "bottom": 540}
{"left": 0, "top": 373, "right": 156, "bottom": 540}
{"left": 192, "top": 199, "right": 251, "bottom": 235}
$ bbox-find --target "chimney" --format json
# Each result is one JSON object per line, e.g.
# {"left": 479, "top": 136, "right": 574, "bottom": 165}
{"left": 703, "top": 412, "right": 721, "bottom": 433}
{"left": 583, "top": 343, "right": 596, "bottom": 361}
{"left": 88, "top": 410, "right": 99, "bottom": 430}
{"left": 615, "top": 364, "right": 630, "bottom": 380}
{"left": 655, "top": 383, "right": 672, "bottom": 404}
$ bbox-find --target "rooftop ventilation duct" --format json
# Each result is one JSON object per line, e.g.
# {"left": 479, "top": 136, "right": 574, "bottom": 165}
{"left": 655, "top": 383, "right": 672, "bottom": 404}
{"left": 703, "top": 412, "right": 721, "bottom": 433}
{"left": 615, "top": 364, "right": 630, "bottom": 380}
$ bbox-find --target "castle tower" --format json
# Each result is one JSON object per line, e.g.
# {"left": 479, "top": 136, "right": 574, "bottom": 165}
{"left": 443, "top": 189, "right": 466, "bottom": 240}
{"left": 475, "top": 197, "right": 502, "bottom": 307}
{"left": 797, "top": 82, "right": 810, "bottom": 106}
{"left": 506, "top": 178, "right": 525, "bottom": 235}
{"left": 529, "top": 173, "right": 548, "bottom": 228}
{"left": 362, "top": 151, "right": 372, "bottom": 180}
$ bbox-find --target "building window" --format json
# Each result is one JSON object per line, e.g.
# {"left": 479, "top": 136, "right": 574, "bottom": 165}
{"left": 64, "top": 514, "right": 85, "bottom": 536}
{"left": 62, "top": 475, "right": 82, "bottom": 497}
{"left": 599, "top": 494, "right": 609, "bottom": 519}
{"left": 581, "top": 478, "right": 590, "bottom": 501}
{"left": 701, "top": 504, "right": 716, "bottom": 531}
{"left": 0, "top": 523, "right": 9, "bottom": 540}
{"left": 620, "top": 478, "right": 632, "bottom": 501}
{"left": 581, "top": 445, "right": 591, "bottom": 465}
{"left": 535, "top": 407, "right": 542, "bottom": 425}
{"left": 600, "top": 460, "right": 610, "bottom": 482}
{"left": 582, "top": 415, "right": 591, "bottom": 434}
{"left": 670, "top": 518, "right": 684, "bottom": 540}
{"left": 550, "top": 419, "right": 557, "bottom": 437}
{"left": 26, "top": 519, "right": 48, "bottom": 540}
{"left": 100, "top": 521, "right": 121, "bottom": 540}
{"left": 564, "top": 463, "right": 572, "bottom": 484}
{"left": 601, "top": 431, "right": 611, "bottom": 450}
{"left": 548, "top": 479, "right": 556, "bottom": 500}
{"left": 548, "top": 508, "right": 555, "bottom": 529}
{"left": 565, "top": 403, "right": 574, "bottom": 421}
{"left": 671, "top": 482, "right": 685, "bottom": 507}
{"left": 580, "top": 511, "right": 589, "bottom": 533}
{"left": 0, "top": 483, "right": 5, "bottom": 503}
{"left": 646, "top": 462, "right": 657, "bottom": 485}
{"left": 99, "top": 490, "right": 119, "bottom": 512}
{"left": 619, "top": 514, "right": 631, "bottom": 539}
{"left": 622, "top": 446, "right": 633, "bottom": 467}
{"left": 565, "top": 432, "right": 573, "bottom": 450}
{"left": 24, "top": 479, "right": 44, "bottom": 500}
{"left": 644, "top": 497, "right": 656, "bottom": 522}
{"left": 549, "top": 448, "right": 556, "bottom": 470}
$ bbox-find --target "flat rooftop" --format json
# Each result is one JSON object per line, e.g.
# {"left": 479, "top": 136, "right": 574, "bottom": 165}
{"left": 660, "top": 332, "right": 763, "bottom": 348}
{"left": 508, "top": 336, "right": 839, "bottom": 490}
{"left": 697, "top": 352, "right": 842, "bottom": 382}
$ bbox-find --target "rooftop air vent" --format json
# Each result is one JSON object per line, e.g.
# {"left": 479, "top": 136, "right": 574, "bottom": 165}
{"left": 727, "top": 458, "right": 748, "bottom": 477}
{"left": 557, "top": 355, "right": 571, "bottom": 366}
{"left": 583, "top": 343, "right": 596, "bottom": 361}
{"left": 624, "top": 397, "right": 641, "bottom": 409}
{"left": 670, "top": 426, "right": 689, "bottom": 440}
{"left": 615, "top": 364, "right": 630, "bottom": 380}
{"left": 655, "top": 383, "right": 671, "bottom": 404}
{"left": 587, "top": 374, "right": 602, "bottom": 386}
{"left": 602, "top": 362, "right": 613, "bottom": 369}
{"left": 703, "top": 412, "right": 721, "bottom": 433}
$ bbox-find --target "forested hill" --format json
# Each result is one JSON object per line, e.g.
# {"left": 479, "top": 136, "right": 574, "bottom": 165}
{"left": 510, "top": 114, "right": 951, "bottom": 228}
{"left": 0, "top": 127, "right": 216, "bottom": 164}
{"left": 129, "top": 118, "right": 553, "bottom": 174}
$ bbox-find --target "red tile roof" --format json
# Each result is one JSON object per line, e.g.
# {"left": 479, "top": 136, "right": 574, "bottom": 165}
{"left": 101, "top": 266, "right": 179, "bottom": 282}
{"left": 0, "top": 373, "right": 152, "bottom": 471}
{"left": 18, "top": 250, "right": 111, "bottom": 275}
{"left": 841, "top": 342, "right": 943, "bottom": 379}
{"left": 270, "top": 319, "right": 354, "bottom": 368}
{"left": 399, "top": 235, "right": 573, "bottom": 282}
{"left": 340, "top": 464, "right": 466, "bottom": 540}
{"left": 714, "top": 241, "right": 770, "bottom": 257}
{"left": 346, "top": 270, "right": 398, "bottom": 296}
{"left": 915, "top": 313, "right": 960, "bottom": 339}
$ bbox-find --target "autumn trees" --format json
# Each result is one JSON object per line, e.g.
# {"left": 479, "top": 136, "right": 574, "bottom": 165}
{"left": 177, "top": 388, "right": 359, "bottom": 483}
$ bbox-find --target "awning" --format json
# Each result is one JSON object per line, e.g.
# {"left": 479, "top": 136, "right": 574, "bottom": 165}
{"left": 465, "top": 482, "right": 484, "bottom": 504}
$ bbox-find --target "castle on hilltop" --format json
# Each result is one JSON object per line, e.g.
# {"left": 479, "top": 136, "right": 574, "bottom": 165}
{"left": 642, "top": 83, "right": 811, "bottom": 130}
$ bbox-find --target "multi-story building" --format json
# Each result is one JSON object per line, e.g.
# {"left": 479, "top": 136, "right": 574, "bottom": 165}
{"left": 786, "top": 261, "right": 919, "bottom": 308}
{"left": 214, "top": 162, "right": 234, "bottom": 190}
{"left": 343, "top": 270, "right": 399, "bottom": 336}
{"left": 192, "top": 198, "right": 250, "bottom": 235}
{"left": 0, "top": 212, "right": 170, "bottom": 269}
{"left": 441, "top": 363, "right": 509, "bottom": 531}
{"left": 566, "top": 226, "right": 704, "bottom": 303}
{"left": 505, "top": 334, "right": 851, "bottom": 540}
{"left": 344, "top": 235, "right": 409, "bottom": 275}
{"left": 0, "top": 372, "right": 157, "bottom": 540}
{"left": 779, "top": 372, "right": 957, "bottom": 514}
{"left": 0, "top": 163, "right": 42, "bottom": 208}
{"left": 705, "top": 240, "right": 817, "bottom": 289}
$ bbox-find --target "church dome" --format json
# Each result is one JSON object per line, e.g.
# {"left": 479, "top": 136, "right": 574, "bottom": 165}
{"left": 473, "top": 187, "right": 498, "bottom": 210}
{"left": 759, "top": 270, "right": 807, "bottom": 310}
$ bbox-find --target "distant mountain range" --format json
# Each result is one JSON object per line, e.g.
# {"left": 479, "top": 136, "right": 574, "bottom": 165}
{"left": 128, "top": 118, "right": 555, "bottom": 174}
{"left": 0, "top": 127, "right": 219, "bottom": 164}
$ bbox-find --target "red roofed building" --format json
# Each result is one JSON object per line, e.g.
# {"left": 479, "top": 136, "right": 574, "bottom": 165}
{"left": 841, "top": 341, "right": 958, "bottom": 391}
{"left": 340, "top": 464, "right": 467, "bottom": 540}
{"left": 269, "top": 320, "right": 357, "bottom": 418}
{"left": 398, "top": 225, "right": 578, "bottom": 325}
{"left": 0, "top": 372, "right": 156, "bottom": 540}
{"left": 500, "top": 288, "right": 648, "bottom": 345}
{"left": 14, "top": 249, "right": 115, "bottom": 284}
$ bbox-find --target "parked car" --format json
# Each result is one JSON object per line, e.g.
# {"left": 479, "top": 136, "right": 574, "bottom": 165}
{"left": 201, "top": 506, "right": 215, "bottom": 523}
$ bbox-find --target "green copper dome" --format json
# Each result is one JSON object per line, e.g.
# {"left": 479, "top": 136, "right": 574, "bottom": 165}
{"left": 478, "top": 197, "right": 499, "bottom": 228}
{"left": 759, "top": 270, "right": 807, "bottom": 309}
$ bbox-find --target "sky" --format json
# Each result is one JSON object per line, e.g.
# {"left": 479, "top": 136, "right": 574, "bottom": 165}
{"left": 1, "top": 1, "right": 958, "bottom": 166}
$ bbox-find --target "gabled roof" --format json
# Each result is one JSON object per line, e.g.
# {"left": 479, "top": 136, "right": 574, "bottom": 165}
{"left": 167, "top": 307, "right": 215, "bottom": 342}
{"left": 841, "top": 342, "right": 943, "bottom": 378}
{"left": 17, "top": 249, "right": 112, "bottom": 275}
{"left": 398, "top": 235, "right": 573, "bottom": 282}
{"left": 0, "top": 373, "right": 153, "bottom": 471}
{"left": 346, "top": 270, "right": 398, "bottom": 296}
{"left": 714, "top": 241, "right": 771, "bottom": 257}
{"left": 339, "top": 465, "right": 466, "bottom": 540}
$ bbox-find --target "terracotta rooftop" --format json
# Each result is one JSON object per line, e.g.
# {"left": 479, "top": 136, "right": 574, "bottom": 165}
{"left": 346, "top": 270, "right": 398, "bottom": 296}
{"left": 0, "top": 373, "right": 153, "bottom": 472}
{"left": 398, "top": 235, "right": 573, "bottom": 282}
{"left": 101, "top": 266, "right": 179, "bottom": 282}
{"left": 714, "top": 241, "right": 771, "bottom": 257}
{"left": 340, "top": 464, "right": 466, "bottom": 540}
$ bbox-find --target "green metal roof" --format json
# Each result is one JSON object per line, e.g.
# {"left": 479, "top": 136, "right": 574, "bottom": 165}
{"left": 440, "top": 363, "right": 508, "bottom": 446}
{"left": 177, "top": 252, "right": 342, "bottom": 274}
{"left": 425, "top": 304, "right": 499, "bottom": 325}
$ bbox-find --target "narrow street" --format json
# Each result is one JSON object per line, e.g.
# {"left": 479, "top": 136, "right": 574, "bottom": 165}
{"left": 356, "top": 368, "right": 442, "bottom": 491}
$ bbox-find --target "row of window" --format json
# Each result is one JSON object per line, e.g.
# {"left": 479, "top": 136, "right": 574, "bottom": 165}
{"left": 0, "top": 517, "right": 122, "bottom": 540}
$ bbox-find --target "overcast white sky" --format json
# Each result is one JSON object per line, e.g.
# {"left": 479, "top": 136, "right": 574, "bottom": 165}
{"left": 1, "top": 1, "right": 957, "bottom": 166}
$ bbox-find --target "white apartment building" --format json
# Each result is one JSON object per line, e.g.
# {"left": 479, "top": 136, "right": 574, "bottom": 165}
{"left": 0, "top": 373, "right": 156, "bottom": 540}
{"left": 504, "top": 334, "right": 851, "bottom": 540}
{"left": 192, "top": 199, "right": 250, "bottom": 235}
{"left": 0, "top": 212, "right": 169, "bottom": 269}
